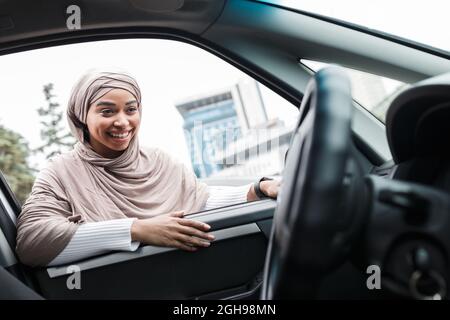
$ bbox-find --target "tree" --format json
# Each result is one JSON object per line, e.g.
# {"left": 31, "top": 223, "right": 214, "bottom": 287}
{"left": 0, "top": 125, "right": 35, "bottom": 204}
{"left": 35, "top": 83, "right": 75, "bottom": 159}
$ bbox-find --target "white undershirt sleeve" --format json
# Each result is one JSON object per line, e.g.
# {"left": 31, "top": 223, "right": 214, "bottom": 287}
{"left": 203, "top": 184, "right": 252, "bottom": 211}
{"left": 48, "top": 218, "right": 140, "bottom": 266}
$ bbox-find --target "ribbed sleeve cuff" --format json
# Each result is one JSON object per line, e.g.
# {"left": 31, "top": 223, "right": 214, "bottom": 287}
{"left": 203, "top": 184, "right": 252, "bottom": 211}
{"left": 49, "top": 218, "right": 140, "bottom": 266}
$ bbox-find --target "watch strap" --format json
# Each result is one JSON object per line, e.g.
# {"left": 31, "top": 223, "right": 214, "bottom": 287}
{"left": 254, "top": 177, "right": 273, "bottom": 199}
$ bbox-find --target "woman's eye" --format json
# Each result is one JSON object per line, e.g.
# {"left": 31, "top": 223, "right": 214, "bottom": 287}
{"left": 100, "top": 109, "right": 113, "bottom": 115}
{"left": 128, "top": 107, "right": 138, "bottom": 113}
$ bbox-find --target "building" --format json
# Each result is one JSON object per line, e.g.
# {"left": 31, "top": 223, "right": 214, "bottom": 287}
{"left": 212, "top": 118, "right": 294, "bottom": 178}
{"left": 175, "top": 79, "right": 293, "bottom": 178}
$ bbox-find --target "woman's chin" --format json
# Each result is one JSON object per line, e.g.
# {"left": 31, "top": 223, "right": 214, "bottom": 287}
{"left": 109, "top": 143, "right": 130, "bottom": 151}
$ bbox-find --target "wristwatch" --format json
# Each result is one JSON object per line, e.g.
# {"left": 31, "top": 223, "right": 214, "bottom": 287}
{"left": 254, "top": 177, "right": 274, "bottom": 199}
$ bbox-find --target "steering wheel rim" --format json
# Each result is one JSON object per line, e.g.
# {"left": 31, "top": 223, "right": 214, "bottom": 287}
{"left": 262, "top": 66, "right": 354, "bottom": 299}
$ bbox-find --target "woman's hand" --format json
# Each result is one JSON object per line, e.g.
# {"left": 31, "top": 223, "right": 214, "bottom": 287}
{"left": 247, "top": 179, "right": 281, "bottom": 201}
{"left": 130, "top": 211, "right": 214, "bottom": 252}
{"left": 260, "top": 179, "right": 281, "bottom": 199}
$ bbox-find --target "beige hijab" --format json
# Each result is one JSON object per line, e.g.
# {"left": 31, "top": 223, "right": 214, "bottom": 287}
{"left": 16, "top": 71, "right": 209, "bottom": 267}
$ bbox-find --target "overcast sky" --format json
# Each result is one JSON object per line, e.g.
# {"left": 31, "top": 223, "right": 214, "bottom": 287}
{"left": 277, "top": 0, "right": 449, "bottom": 52}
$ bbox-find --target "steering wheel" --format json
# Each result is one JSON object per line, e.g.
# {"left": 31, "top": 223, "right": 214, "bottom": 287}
{"left": 261, "top": 66, "right": 359, "bottom": 299}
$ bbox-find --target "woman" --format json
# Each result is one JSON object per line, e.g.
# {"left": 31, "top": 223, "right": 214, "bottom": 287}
{"left": 16, "top": 71, "right": 280, "bottom": 267}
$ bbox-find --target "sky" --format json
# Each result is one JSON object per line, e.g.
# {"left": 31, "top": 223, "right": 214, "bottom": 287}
{"left": 275, "top": 0, "right": 450, "bottom": 52}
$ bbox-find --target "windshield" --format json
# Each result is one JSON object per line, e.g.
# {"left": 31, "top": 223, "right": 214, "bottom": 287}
{"left": 301, "top": 60, "right": 408, "bottom": 123}
{"left": 260, "top": 0, "right": 450, "bottom": 53}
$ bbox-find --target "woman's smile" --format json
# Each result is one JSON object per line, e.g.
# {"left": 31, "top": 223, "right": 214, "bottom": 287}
{"left": 106, "top": 129, "right": 132, "bottom": 142}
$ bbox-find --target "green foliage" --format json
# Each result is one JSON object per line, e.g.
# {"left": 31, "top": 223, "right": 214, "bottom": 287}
{"left": 0, "top": 83, "right": 76, "bottom": 205}
{"left": 0, "top": 125, "right": 35, "bottom": 204}
{"left": 34, "top": 83, "right": 76, "bottom": 159}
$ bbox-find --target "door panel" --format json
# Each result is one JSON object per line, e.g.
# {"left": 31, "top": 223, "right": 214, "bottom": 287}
{"left": 33, "top": 200, "right": 276, "bottom": 299}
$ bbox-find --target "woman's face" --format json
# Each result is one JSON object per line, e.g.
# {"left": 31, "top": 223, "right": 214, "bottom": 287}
{"left": 86, "top": 88, "right": 140, "bottom": 158}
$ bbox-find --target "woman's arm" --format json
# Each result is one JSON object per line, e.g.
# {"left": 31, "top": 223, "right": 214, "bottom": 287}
{"left": 16, "top": 168, "right": 79, "bottom": 267}
{"left": 204, "top": 180, "right": 281, "bottom": 211}
{"left": 203, "top": 184, "right": 252, "bottom": 210}
{"left": 51, "top": 212, "right": 215, "bottom": 266}
{"left": 48, "top": 218, "right": 140, "bottom": 266}
{"left": 44, "top": 180, "right": 281, "bottom": 267}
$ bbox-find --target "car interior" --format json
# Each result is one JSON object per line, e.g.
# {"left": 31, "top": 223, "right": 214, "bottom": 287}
{"left": 0, "top": 0, "right": 449, "bottom": 300}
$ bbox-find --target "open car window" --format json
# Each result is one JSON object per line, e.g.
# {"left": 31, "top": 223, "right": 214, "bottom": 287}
{"left": 0, "top": 39, "right": 297, "bottom": 206}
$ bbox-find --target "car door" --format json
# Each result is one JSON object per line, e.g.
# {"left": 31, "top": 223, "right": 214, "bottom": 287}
{"left": 0, "top": 170, "right": 275, "bottom": 299}
{"left": 35, "top": 200, "right": 276, "bottom": 299}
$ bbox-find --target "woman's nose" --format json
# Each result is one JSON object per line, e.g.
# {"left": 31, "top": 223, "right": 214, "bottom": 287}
{"left": 113, "top": 114, "right": 129, "bottom": 127}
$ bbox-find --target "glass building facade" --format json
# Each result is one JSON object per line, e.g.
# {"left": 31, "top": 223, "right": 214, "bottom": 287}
{"left": 176, "top": 92, "right": 242, "bottom": 178}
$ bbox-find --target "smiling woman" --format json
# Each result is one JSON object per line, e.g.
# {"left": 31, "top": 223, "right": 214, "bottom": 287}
{"left": 15, "top": 70, "right": 281, "bottom": 267}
